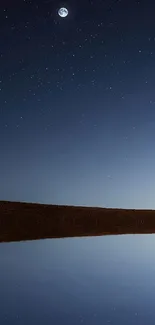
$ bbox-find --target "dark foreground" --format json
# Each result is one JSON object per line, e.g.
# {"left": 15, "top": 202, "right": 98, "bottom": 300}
{"left": 1, "top": 201, "right": 155, "bottom": 242}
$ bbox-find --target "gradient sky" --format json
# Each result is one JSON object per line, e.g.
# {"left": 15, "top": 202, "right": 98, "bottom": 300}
{"left": 0, "top": 0, "right": 155, "bottom": 209}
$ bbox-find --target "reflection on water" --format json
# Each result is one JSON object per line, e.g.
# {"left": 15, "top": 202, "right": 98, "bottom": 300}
{"left": 0, "top": 234, "right": 155, "bottom": 324}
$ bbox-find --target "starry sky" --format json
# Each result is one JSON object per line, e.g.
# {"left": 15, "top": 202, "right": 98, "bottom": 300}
{"left": 0, "top": 0, "right": 155, "bottom": 209}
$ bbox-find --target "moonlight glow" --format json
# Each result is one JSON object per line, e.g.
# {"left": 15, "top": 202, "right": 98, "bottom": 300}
{"left": 58, "top": 7, "right": 69, "bottom": 18}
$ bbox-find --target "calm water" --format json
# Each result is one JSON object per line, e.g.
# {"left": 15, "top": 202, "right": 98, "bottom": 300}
{"left": 0, "top": 234, "right": 155, "bottom": 324}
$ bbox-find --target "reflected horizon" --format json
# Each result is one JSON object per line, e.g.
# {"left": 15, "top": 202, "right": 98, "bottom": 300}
{"left": 1, "top": 234, "right": 155, "bottom": 324}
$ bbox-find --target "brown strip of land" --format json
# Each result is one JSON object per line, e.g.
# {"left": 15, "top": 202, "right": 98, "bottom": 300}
{"left": 0, "top": 201, "right": 155, "bottom": 243}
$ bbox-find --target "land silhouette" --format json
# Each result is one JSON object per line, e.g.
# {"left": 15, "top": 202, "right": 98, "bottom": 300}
{"left": 0, "top": 200, "right": 155, "bottom": 243}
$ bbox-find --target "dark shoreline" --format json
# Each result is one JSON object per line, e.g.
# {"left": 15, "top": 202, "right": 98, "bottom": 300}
{"left": 1, "top": 201, "right": 155, "bottom": 243}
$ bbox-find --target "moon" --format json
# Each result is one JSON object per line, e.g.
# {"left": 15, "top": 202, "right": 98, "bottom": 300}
{"left": 58, "top": 7, "right": 69, "bottom": 18}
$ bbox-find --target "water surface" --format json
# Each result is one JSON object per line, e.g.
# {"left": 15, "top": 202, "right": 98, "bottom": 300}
{"left": 0, "top": 234, "right": 155, "bottom": 324}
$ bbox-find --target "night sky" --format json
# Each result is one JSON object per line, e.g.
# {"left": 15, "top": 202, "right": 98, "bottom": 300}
{"left": 0, "top": 0, "right": 155, "bottom": 209}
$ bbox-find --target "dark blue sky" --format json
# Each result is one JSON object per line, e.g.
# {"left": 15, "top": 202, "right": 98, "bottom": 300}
{"left": 0, "top": 0, "right": 155, "bottom": 209}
